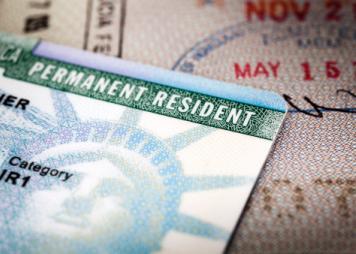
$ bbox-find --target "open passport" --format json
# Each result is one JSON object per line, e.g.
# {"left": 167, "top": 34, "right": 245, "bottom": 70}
{"left": 0, "top": 32, "right": 286, "bottom": 254}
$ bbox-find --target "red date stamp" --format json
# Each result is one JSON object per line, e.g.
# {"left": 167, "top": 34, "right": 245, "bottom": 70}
{"left": 245, "top": 0, "right": 356, "bottom": 23}
{"left": 234, "top": 61, "right": 356, "bottom": 80}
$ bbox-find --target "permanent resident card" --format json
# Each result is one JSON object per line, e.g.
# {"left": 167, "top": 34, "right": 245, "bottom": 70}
{"left": 0, "top": 32, "right": 286, "bottom": 254}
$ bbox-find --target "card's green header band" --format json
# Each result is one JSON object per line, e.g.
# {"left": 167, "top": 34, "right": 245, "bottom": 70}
{"left": 0, "top": 37, "right": 284, "bottom": 140}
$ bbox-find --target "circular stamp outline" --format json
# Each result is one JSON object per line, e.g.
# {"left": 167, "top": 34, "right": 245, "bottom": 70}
{"left": 172, "top": 21, "right": 356, "bottom": 114}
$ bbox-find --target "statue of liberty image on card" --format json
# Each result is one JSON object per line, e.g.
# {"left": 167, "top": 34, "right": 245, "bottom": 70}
{"left": 0, "top": 32, "right": 286, "bottom": 254}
